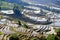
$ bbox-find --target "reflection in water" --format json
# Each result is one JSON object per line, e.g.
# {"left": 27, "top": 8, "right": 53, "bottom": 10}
{"left": 2, "top": 8, "right": 52, "bottom": 25}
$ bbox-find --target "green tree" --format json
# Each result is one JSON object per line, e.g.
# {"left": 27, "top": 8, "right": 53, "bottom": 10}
{"left": 0, "top": 7, "right": 1, "bottom": 10}
{"left": 40, "top": 36, "right": 47, "bottom": 40}
{"left": 47, "top": 34, "right": 55, "bottom": 40}
{"left": 23, "top": 24, "right": 28, "bottom": 28}
{"left": 9, "top": 34, "right": 19, "bottom": 40}
{"left": 57, "top": 30, "right": 60, "bottom": 37}
{"left": 54, "top": 36, "right": 60, "bottom": 40}
{"left": 18, "top": 21, "right": 21, "bottom": 26}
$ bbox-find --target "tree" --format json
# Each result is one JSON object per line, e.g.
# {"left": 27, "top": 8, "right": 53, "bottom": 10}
{"left": 18, "top": 21, "right": 21, "bottom": 26}
{"left": 23, "top": 24, "right": 28, "bottom": 28}
{"left": 47, "top": 34, "right": 55, "bottom": 40}
{"left": 9, "top": 34, "right": 19, "bottom": 40}
{"left": 0, "top": 7, "right": 1, "bottom": 10}
{"left": 54, "top": 36, "right": 59, "bottom": 40}
{"left": 57, "top": 30, "right": 60, "bottom": 37}
{"left": 40, "top": 36, "right": 47, "bottom": 40}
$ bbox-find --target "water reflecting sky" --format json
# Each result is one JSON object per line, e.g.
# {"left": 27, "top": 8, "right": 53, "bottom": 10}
{"left": 3, "top": 0, "right": 60, "bottom": 7}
